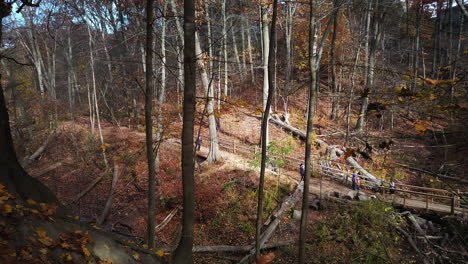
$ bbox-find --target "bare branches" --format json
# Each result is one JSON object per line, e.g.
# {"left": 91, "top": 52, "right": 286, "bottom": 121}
{"left": 15, "top": 0, "right": 42, "bottom": 13}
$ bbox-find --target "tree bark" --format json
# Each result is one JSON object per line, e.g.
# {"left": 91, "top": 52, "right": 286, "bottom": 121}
{"left": 144, "top": 0, "right": 156, "bottom": 249}
{"left": 255, "top": 0, "right": 277, "bottom": 260}
{"left": 299, "top": 1, "right": 318, "bottom": 262}
{"left": 261, "top": 4, "right": 270, "bottom": 146}
{"left": 195, "top": 33, "right": 221, "bottom": 163}
{"left": 0, "top": 0, "right": 67, "bottom": 217}
{"left": 173, "top": 0, "right": 196, "bottom": 262}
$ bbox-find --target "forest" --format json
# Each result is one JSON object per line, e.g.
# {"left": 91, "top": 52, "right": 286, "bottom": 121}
{"left": 0, "top": 0, "right": 467, "bottom": 263}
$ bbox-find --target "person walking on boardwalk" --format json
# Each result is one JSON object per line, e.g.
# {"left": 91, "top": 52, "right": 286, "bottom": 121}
{"left": 389, "top": 179, "right": 395, "bottom": 194}
{"left": 352, "top": 171, "right": 358, "bottom": 190}
{"left": 300, "top": 163, "right": 305, "bottom": 181}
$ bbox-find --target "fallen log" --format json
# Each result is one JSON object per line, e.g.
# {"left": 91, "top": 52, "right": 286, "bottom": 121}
{"left": 395, "top": 225, "right": 431, "bottom": 264}
{"left": 396, "top": 163, "right": 468, "bottom": 184}
{"left": 270, "top": 115, "right": 380, "bottom": 184}
{"left": 32, "top": 161, "right": 64, "bottom": 178}
{"left": 97, "top": 164, "right": 120, "bottom": 225}
{"left": 72, "top": 174, "right": 105, "bottom": 204}
{"left": 21, "top": 131, "right": 57, "bottom": 169}
{"left": 157, "top": 240, "right": 293, "bottom": 253}
{"left": 155, "top": 208, "right": 178, "bottom": 231}
{"left": 239, "top": 181, "right": 304, "bottom": 264}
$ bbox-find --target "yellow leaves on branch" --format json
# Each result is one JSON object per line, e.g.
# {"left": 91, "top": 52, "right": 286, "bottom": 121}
{"left": 414, "top": 120, "right": 432, "bottom": 136}
{"left": 100, "top": 143, "right": 111, "bottom": 149}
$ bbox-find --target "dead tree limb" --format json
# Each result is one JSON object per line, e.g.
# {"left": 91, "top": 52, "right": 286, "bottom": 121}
{"left": 396, "top": 163, "right": 468, "bottom": 184}
{"left": 239, "top": 181, "right": 304, "bottom": 264}
{"left": 32, "top": 161, "right": 65, "bottom": 178}
{"left": 97, "top": 164, "right": 120, "bottom": 225}
{"left": 72, "top": 174, "right": 105, "bottom": 203}
{"left": 395, "top": 226, "right": 430, "bottom": 264}
{"left": 155, "top": 208, "right": 178, "bottom": 231}
{"left": 21, "top": 131, "right": 57, "bottom": 169}
{"left": 270, "top": 116, "right": 379, "bottom": 183}
{"left": 157, "top": 240, "right": 293, "bottom": 253}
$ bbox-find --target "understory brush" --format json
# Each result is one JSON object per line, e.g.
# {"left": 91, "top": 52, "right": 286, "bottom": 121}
{"left": 309, "top": 199, "right": 404, "bottom": 264}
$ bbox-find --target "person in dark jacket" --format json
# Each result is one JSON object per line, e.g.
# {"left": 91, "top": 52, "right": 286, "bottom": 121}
{"left": 300, "top": 163, "right": 305, "bottom": 181}
{"left": 352, "top": 171, "right": 358, "bottom": 190}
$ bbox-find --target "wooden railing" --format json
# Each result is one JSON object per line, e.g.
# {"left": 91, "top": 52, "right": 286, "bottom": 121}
{"left": 196, "top": 135, "right": 466, "bottom": 214}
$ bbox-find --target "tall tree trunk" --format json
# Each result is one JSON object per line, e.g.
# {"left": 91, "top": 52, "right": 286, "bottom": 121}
{"left": 299, "top": 3, "right": 333, "bottom": 261}
{"left": 204, "top": 0, "right": 213, "bottom": 73}
{"left": 155, "top": 2, "right": 168, "bottom": 171}
{"left": 222, "top": 0, "right": 228, "bottom": 96}
{"left": 255, "top": 1, "right": 278, "bottom": 260}
{"left": 173, "top": 0, "right": 196, "bottom": 262}
{"left": 329, "top": 0, "right": 340, "bottom": 120}
{"left": 195, "top": 33, "right": 221, "bottom": 163}
{"left": 87, "top": 25, "right": 108, "bottom": 169}
{"left": 231, "top": 20, "right": 243, "bottom": 76}
{"left": 246, "top": 18, "right": 255, "bottom": 83}
{"left": 261, "top": 4, "right": 270, "bottom": 145}
{"left": 355, "top": 0, "right": 383, "bottom": 132}
{"left": 0, "top": 0, "right": 67, "bottom": 217}
{"left": 299, "top": 1, "right": 317, "bottom": 262}
{"left": 284, "top": 1, "right": 295, "bottom": 113}
{"left": 144, "top": 0, "right": 156, "bottom": 249}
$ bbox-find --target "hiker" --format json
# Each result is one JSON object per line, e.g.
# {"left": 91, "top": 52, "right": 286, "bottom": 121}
{"left": 389, "top": 179, "right": 395, "bottom": 194}
{"left": 356, "top": 176, "right": 361, "bottom": 191}
{"left": 196, "top": 136, "right": 202, "bottom": 151}
{"left": 352, "top": 171, "right": 358, "bottom": 190}
{"left": 300, "top": 163, "right": 305, "bottom": 181}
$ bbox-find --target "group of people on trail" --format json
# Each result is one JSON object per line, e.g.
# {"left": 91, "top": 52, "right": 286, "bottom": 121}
{"left": 298, "top": 163, "right": 397, "bottom": 194}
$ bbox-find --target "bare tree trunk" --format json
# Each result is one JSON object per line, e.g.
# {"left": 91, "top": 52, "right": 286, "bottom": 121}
{"left": 345, "top": 44, "right": 362, "bottom": 146}
{"left": 299, "top": 1, "right": 317, "bottom": 262}
{"left": 173, "top": 0, "right": 196, "bottom": 261}
{"left": 455, "top": 0, "right": 468, "bottom": 18}
{"left": 261, "top": 4, "right": 270, "bottom": 145}
{"left": 255, "top": 0, "right": 278, "bottom": 260}
{"left": 144, "top": 0, "right": 156, "bottom": 249}
{"left": 241, "top": 17, "right": 247, "bottom": 74}
{"left": 169, "top": 0, "right": 185, "bottom": 111}
{"left": 195, "top": 33, "right": 221, "bottom": 163}
{"left": 222, "top": 0, "right": 228, "bottom": 96}
{"left": 329, "top": 0, "right": 340, "bottom": 120}
{"left": 204, "top": 0, "right": 213, "bottom": 73}
{"left": 155, "top": 1, "right": 168, "bottom": 171}
{"left": 246, "top": 18, "right": 255, "bottom": 83}
{"left": 355, "top": 0, "right": 384, "bottom": 132}
{"left": 284, "top": 1, "right": 295, "bottom": 113}
{"left": 299, "top": 2, "right": 333, "bottom": 262}
{"left": 87, "top": 24, "right": 108, "bottom": 169}
{"left": 231, "top": 20, "right": 243, "bottom": 77}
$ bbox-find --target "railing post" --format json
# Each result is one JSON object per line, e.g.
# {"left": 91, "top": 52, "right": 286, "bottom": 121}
{"left": 451, "top": 195, "right": 455, "bottom": 215}
{"left": 425, "top": 195, "right": 429, "bottom": 211}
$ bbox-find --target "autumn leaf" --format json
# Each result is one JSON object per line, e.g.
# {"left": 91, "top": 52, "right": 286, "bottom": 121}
{"left": 20, "top": 249, "right": 33, "bottom": 260}
{"left": 132, "top": 253, "right": 141, "bottom": 261}
{"left": 256, "top": 252, "right": 276, "bottom": 264}
{"left": 2, "top": 204, "right": 12, "bottom": 215}
{"left": 344, "top": 148, "right": 356, "bottom": 159}
{"left": 26, "top": 199, "right": 37, "bottom": 206}
{"left": 156, "top": 250, "right": 165, "bottom": 257}
{"left": 61, "top": 253, "right": 73, "bottom": 261}
{"left": 82, "top": 245, "right": 91, "bottom": 257}
{"left": 39, "top": 248, "right": 48, "bottom": 255}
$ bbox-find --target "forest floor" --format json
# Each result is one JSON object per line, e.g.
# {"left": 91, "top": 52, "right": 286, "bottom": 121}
{"left": 20, "top": 108, "right": 463, "bottom": 262}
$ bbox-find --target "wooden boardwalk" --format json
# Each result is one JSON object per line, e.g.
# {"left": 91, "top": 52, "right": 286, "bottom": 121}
{"left": 196, "top": 134, "right": 467, "bottom": 215}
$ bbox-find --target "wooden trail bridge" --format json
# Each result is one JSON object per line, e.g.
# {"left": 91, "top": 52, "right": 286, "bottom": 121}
{"left": 196, "top": 134, "right": 467, "bottom": 215}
